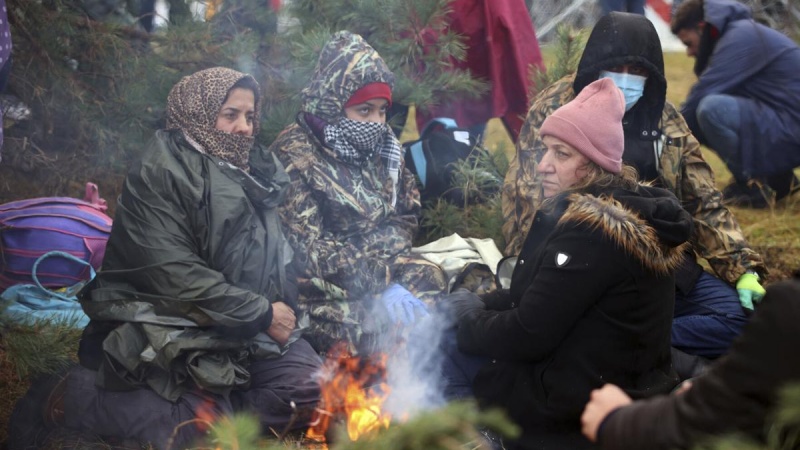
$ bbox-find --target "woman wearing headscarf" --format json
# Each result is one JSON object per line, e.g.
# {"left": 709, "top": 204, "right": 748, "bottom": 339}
{"left": 266, "top": 31, "right": 447, "bottom": 354}
{"left": 441, "top": 78, "right": 693, "bottom": 449}
{"left": 9, "top": 67, "right": 322, "bottom": 450}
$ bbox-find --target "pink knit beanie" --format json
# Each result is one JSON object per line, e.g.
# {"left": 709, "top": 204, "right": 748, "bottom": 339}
{"left": 539, "top": 78, "right": 625, "bottom": 174}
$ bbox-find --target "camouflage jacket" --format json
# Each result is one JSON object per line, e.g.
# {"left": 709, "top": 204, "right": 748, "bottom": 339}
{"left": 271, "top": 122, "right": 421, "bottom": 299}
{"left": 266, "top": 31, "right": 435, "bottom": 352}
{"left": 269, "top": 123, "right": 423, "bottom": 351}
{"left": 502, "top": 74, "right": 765, "bottom": 284}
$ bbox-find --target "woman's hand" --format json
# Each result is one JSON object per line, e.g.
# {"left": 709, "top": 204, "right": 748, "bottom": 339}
{"left": 266, "top": 301, "right": 296, "bottom": 346}
{"left": 581, "top": 384, "right": 633, "bottom": 442}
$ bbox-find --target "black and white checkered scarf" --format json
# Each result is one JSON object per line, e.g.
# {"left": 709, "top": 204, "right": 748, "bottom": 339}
{"left": 324, "top": 117, "right": 402, "bottom": 205}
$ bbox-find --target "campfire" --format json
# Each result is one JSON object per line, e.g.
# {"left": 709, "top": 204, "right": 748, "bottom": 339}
{"left": 306, "top": 343, "right": 394, "bottom": 446}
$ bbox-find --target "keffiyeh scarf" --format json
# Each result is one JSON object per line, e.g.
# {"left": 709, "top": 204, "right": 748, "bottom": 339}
{"left": 323, "top": 117, "right": 402, "bottom": 205}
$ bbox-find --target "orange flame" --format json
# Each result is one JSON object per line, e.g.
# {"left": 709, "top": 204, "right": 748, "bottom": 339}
{"left": 195, "top": 398, "right": 218, "bottom": 433}
{"left": 306, "top": 343, "right": 392, "bottom": 445}
{"left": 190, "top": 398, "right": 222, "bottom": 450}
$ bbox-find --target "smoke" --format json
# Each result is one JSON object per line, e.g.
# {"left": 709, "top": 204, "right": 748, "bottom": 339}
{"left": 381, "top": 310, "right": 455, "bottom": 419}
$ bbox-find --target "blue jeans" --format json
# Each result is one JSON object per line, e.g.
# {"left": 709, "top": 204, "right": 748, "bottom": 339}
{"left": 696, "top": 94, "right": 747, "bottom": 182}
{"left": 439, "top": 327, "right": 490, "bottom": 401}
{"left": 672, "top": 272, "right": 749, "bottom": 358}
{"left": 599, "top": 0, "right": 646, "bottom": 15}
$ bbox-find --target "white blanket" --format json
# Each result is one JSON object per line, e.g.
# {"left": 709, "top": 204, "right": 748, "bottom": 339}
{"left": 412, "top": 233, "right": 504, "bottom": 290}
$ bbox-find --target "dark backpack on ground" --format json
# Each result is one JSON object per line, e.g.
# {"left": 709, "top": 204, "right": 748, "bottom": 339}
{"left": 0, "top": 184, "right": 112, "bottom": 291}
{"left": 403, "top": 118, "right": 500, "bottom": 205}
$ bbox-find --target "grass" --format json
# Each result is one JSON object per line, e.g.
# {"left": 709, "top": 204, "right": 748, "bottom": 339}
{"left": 662, "top": 51, "right": 800, "bottom": 281}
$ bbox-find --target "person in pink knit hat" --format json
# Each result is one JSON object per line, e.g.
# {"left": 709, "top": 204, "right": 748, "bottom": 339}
{"left": 439, "top": 78, "right": 695, "bottom": 449}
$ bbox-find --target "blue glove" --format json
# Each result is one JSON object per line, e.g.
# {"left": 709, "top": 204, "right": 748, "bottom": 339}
{"left": 736, "top": 271, "right": 766, "bottom": 311}
{"left": 381, "top": 284, "right": 429, "bottom": 325}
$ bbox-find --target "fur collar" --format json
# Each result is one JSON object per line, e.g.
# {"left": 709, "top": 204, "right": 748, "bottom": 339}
{"left": 558, "top": 193, "right": 689, "bottom": 275}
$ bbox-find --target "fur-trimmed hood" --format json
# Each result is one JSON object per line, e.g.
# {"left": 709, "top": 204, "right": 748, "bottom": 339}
{"left": 558, "top": 186, "right": 692, "bottom": 275}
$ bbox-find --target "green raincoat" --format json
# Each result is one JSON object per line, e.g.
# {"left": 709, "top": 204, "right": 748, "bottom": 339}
{"left": 79, "top": 130, "right": 304, "bottom": 401}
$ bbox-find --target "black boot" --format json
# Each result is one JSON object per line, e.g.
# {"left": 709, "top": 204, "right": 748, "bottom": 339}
{"left": 722, "top": 179, "right": 772, "bottom": 209}
{"left": 766, "top": 171, "right": 799, "bottom": 201}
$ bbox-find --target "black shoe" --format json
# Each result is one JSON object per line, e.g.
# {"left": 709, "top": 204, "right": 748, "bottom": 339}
{"left": 722, "top": 180, "right": 773, "bottom": 209}
{"left": 721, "top": 181, "right": 750, "bottom": 198}
{"left": 766, "top": 172, "right": 799, "bottom": 201}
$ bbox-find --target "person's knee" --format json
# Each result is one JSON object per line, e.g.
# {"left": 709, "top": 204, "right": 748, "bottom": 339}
{"left": 696, "top": 95, "right": 740, "bottom": 136}
{"left": 671, "top": 313, "right": 747, "bottom": 358}
{"left": 696, "top": 97, "right": 719, "bottom": 130}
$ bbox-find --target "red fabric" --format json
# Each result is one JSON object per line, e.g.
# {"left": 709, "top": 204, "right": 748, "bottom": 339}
{"left": 270, "top": 0, "right": 281, "bottom": 11}
{"left": 710, "top": 25, "right": 720, "bottom": 40}
{"left": 416, "top": 0, "right": 544, "bottom": 142}
{"left": 648, "top": 0, "right": 672, "bottom": 22}
{"left": 344, "top": 82, "right": 393, "bottom": 107}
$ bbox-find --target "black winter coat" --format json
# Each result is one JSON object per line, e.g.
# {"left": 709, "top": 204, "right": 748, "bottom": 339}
{"left": 457, "top": 185, "right": 692, "bottom": 445}
{"left": 599, "top": 276, "right": 800, "bottom": 449}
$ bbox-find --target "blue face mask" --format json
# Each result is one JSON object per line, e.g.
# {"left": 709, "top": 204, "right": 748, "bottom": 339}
{"left": 599, "top": 70, "right": 647, "bottom": 112}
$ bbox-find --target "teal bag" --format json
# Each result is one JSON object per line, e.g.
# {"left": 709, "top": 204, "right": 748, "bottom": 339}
{"left": 0, "top": 251, "right": 93, "bottom": 328}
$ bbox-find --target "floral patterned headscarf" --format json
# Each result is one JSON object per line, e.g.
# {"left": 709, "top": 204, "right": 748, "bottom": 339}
{"left": 166, "top": 67, "right": 260, "bottom": 171}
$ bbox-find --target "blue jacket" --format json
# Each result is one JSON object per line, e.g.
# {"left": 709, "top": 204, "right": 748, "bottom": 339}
{"left": 681, "top": 0, "right": 800, "bottom": 177}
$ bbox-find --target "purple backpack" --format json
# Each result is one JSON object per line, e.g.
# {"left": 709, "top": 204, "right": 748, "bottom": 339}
{"left": 0, "top": 184, "right": 113, "bottom": 290}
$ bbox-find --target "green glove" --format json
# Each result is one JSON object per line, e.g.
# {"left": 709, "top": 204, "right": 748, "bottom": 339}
{"left": 736, "top": 272, "right": 766, "bottom": 310}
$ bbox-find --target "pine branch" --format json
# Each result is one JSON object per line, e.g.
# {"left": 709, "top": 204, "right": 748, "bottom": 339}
{"left": 528, "top": 24, "right": 587, "bottom": 100}
{"left": 333, "top": 401, "right": 519, "bottom": 450}
{"left": 1, "top": 319, "right": 82, "bottom": 380}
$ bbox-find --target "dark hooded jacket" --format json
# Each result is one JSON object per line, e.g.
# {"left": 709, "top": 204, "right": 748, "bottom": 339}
{"left": 681, "top": 0, "right": 800, "bottom": 178}
{"left": 502, "top": 11, "right": 765, "bottom": 293}
{"left": 78, "top": 69, "right": 302, "bottom": 402}
{"left": 267, "top": 31, "right": 446, "bottom": 353}
{"left": 460, "top": 184, "right": 692, "bottom": 443}
{"left": 574, "top": 12, "right": 666, "bottom": 182}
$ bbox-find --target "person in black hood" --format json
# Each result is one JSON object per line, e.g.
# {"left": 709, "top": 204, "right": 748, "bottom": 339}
{"left": 573, "top": 11, "right": 667, "bottom": 182}
{"left": 442, "top": 78, "right": 693, "bottom": 449}
{"left": 598, "top": 0, "right": 646, "bottom": 17}
{"left": 502, "top": 11, "right": 767, "bottom": 379}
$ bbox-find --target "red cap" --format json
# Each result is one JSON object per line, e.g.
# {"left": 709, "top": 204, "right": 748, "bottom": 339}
{"left": 344, "top": 82, "right": 392, "bottom": 108}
